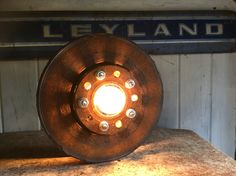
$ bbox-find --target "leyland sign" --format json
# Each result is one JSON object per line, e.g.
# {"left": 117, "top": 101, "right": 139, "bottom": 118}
{"left": 43, "top": 23, "right": 223, "bottom": 39}
{"left": 0, "top": 11, "right": 235, "bottom": 58}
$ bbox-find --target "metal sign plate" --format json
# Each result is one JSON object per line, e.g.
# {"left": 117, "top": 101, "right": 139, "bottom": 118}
{"left": 0, "top": 11, "right": 236, "bottom": 58}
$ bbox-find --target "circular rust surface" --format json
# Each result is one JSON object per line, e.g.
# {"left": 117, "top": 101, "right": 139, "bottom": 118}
{"left": 37, "top": 34, "right": 163, "bottom": 162}
{"left": 73, "top": 64, "right": 143, "bottom": 135}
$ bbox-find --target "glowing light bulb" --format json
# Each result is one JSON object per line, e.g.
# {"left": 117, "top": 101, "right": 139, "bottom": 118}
{"left": 93, "top": 84, "right": 126, "bottom": 117}
{"left": 84, "top": 82, "right": 91, "bottom": 90}
{"left": 131, "top": 94, "right": 138, "bottom": 102}
{"left": 115, "top": 120, "right": 122, "bottom": 128}
{"left": 113, "top": 70, "right": 121, "bottom": 78}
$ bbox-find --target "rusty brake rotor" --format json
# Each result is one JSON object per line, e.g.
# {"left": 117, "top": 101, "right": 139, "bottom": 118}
{"left": 37, "top": 34, "right": 163, "bottom": 162}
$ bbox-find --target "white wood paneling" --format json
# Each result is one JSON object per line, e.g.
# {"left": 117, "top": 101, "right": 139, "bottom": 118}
{"left": 0, "top": 60, "right": 40, "bottom": 132}
{"left": 38, "top": 59, "right": 48, "bottom": 78}
{"left": 37, "top": 58, "right": 49, "bottom": 130}
{"left": 152, "top": 55, "right": 179, "bottom": 129}
{"left": 211, "top": 53, "right": 236, "bottom": 158}
{"left": 0, "top": 0, "right": 235, "bottom": 11}
{"left": 180, "top": 54, "right": 212, "bottom": 141}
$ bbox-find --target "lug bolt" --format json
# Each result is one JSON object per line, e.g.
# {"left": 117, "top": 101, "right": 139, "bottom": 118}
{"left": 125, "top": 79, "right": 135, "bottom": 89}
{"left": 96, "top": 70, "right": 106, "bottom": 80}
{"left": 79, "top": 97, "right": 89, "bottom": 108}
{"left": 99, "top": 121, "right": 109, "bottom": 132}
{"left": 126, "top": 109, "right": 136, "bottom": 118}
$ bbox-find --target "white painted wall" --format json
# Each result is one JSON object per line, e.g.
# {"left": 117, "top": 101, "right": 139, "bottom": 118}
{"left": 153, "top": 53, "right": 236, "bottom": 158}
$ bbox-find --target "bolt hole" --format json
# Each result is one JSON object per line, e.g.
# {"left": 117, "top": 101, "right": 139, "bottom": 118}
{"left": 87, "top": 115, "right": 93, "bottom": 120}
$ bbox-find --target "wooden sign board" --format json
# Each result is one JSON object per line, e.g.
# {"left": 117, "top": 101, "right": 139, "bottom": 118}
{"left": 0, "top": 11, "right": 235, "bottom": 58}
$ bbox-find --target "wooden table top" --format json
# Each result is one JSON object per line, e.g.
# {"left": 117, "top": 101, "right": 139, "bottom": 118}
{"left": 0, "top": 128, "right": 235, "bottom": 176}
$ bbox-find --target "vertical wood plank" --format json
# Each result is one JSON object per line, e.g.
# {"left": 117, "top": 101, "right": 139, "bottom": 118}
{"left": 152, "top": 55, "right": 179, "bottom": 128}
{"left": 211, "top": 53, "right": 236, "bottom": 158}
{"left": 0, "top": 79, "right": 2, "bottom": 133}
{"left": 37, "top": 58, "right": 49, "bottom": 130}
{"left": 180, "top": 54, "right": 211, "bottom": 141}
{"left": 37, "top": 59, "right": 49, "bottom": 78}
{"left": 0, "top": 60, "right": 40, "bottom": 132}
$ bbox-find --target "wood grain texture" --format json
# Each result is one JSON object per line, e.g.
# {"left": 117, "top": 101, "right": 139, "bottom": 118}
{"left": 1, "top": 128, "right": 236, "bottom": 176}
{"left": 37, "top": 58, "right": 49, "bottom": 130}
{"left": 152, "top": 55, "right": 179, "bottom": 128}
{"left": 0, "top": 60, "right": 40, "bottom": 132}
{"left": 0, "top": 0, "right": 235, "bottom": 11}
{"left": 211, "top": 53, "right": 236, "bottom": 158}
{"left": 37, "top": 59, "right": 49, "bottom": 78}
{"left": 180, "top": 54, "right": 211, "bottom": 141}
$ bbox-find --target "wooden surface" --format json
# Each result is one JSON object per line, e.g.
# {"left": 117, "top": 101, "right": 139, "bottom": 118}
{"left": 0, "top": 128, "right": 236, "bottom": 176}
{"left": 211, "top": 54, "right": 236, "bottom": 158}
{"left": 152, "top": 53, "right": 236, "bottom": 158}
{"left": 180, "top": 54, "right": 211, "bottom": 141}
{"left": 0, "top": 60, "right": 40, "bottom": 132}
{"left": 0, "top": 0, "right": 236, "bottom": 11}
{"left": 0, "top": 53, "right": 235, "bottom": 158}
{"left": 154, "top": 55, "right": 179, "bottom": 129}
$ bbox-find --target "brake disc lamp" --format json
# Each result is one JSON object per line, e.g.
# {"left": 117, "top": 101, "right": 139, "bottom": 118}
{"left": 37, "top": 34, "right": 163, "bottom": 162}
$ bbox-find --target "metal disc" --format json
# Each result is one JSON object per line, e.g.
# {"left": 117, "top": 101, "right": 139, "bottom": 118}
{"left": 37, "top": 34, "right": 163, "bottom": 162}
